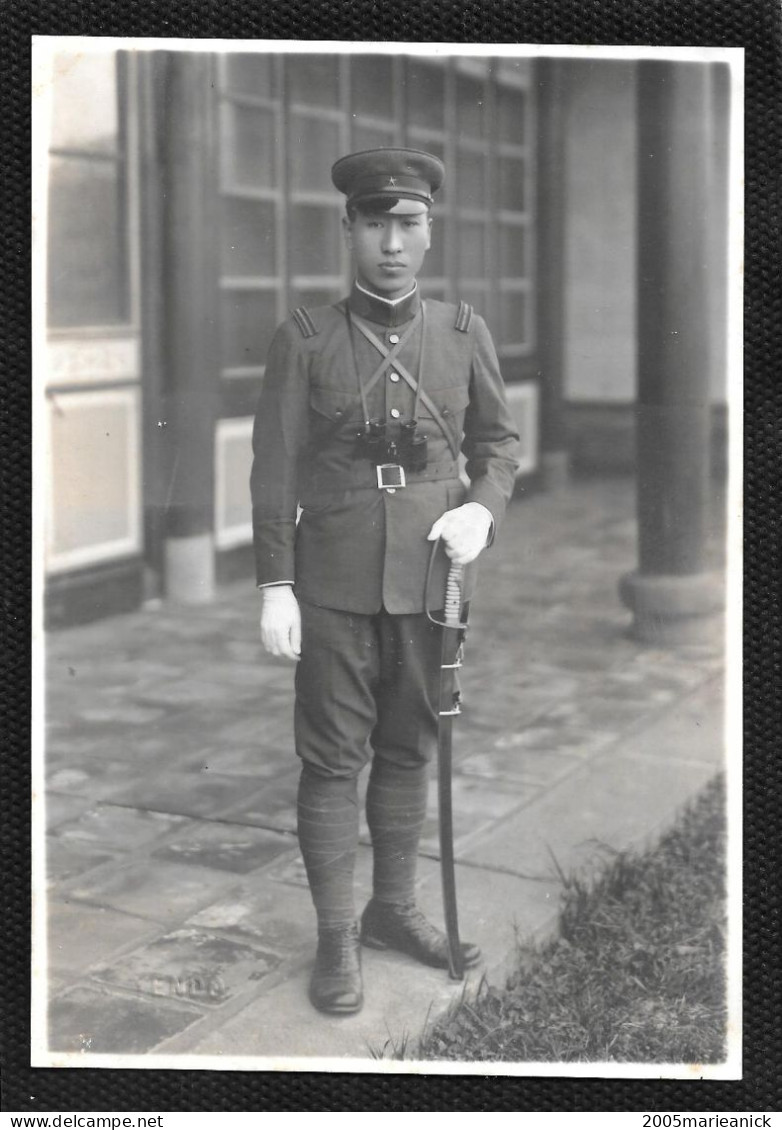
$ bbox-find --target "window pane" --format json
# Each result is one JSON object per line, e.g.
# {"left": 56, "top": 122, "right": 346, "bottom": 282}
{"left": 456, "top": 74, "right": 485, "bottom": 138}
{"left": 288, "top": 56, "right": 340, "bottom": 107}
{"left": 418, "top": 225, "right": 444, "bottom": 278}
{"left": 417, "top": 137, "right": 448, "bottom": 209}
{"left": 51, "top": 52, "right": 118, "bottom": 154}
{"left": 351, "top": 56, "right": 394, "bottom": 119}
{"left": 458, "top": 287, "right": 488, "bottom": 320}
{"left": 222, "top": 54, "right": 275, "bottom": 99}
{"left": 290, "top": 285, "right": 344, "bottom": 311}
{"left": 498, "top": 224, "right": 526, "bottom": 277}
{"left": 418, "top": 281, "right": 446, "bottom": 303}
{"left": 498, "top": 291, "right": 528, "bottom": 347}
{"left": 290, "top": 115, "right": 341, "bottom": 193}
{"left": 497, "top": 85, "right": 526, "bottom": 144}
{"left": 221, "top": 291, "right": 279, "bottom": 369}
{"left": 407, "top": 63, "right": 445, "bottom": 131}
{"left": 498, "top": 155, "right": 526, "bottom": 212}
{"left": 353, "top": 123, "right": 397, "bottom": 152}
{"left": 47, "top": 156, "right": 127, "bottom": 327}
{"left": 289, "top": 205, "right": 343, "bottom": 276}
{"left": 458, "top": 220, "right": 487, "bottom": 277}
{"left": 48, "top": 392, "right": 136, "bottom": 559}
{"left": 221, "top": 103, "right": 277, "bottom": 190}
{"left": 456, "top": 148, "right": 486, "bottom": 209}
{"left": 220, "top": 198, "right": 277, "bottom": 277}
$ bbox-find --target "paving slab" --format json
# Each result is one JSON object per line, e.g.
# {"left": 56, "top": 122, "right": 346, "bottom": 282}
{"left": 150, "top": 822, "right": 295, "bottom": 874}
{"left": 45, "top": 792, "right": 96, "bottom": 832}
{"left": 462, "top": 679, "right": 723, "bottom": 882}
{"left": 63, "top": 858, "right": 242, "bottom": 924}
{"left": 46, "top": 758, "right": 159, "bottom": 802}
{"left": 52, "top": 805, "right": 187, "bottom": 852}
{"left": 456, "top": 747, "right": 586, "bottom": 789}
{"left": 621, "top": 673, "right": 725, "bottom": 767}
{"left": 187, "top": 744, "right": 292, "bottom": 779}
{"left": 48, "top": 984, "right": 204, "bottom": 1056}
{"left": 47, "top": 901, "right": 162, "bottom": 981}
{"left": 184, "top": 873, "right": 316, "bottom": 958}
{"left": 91, "top": 927, "right": 282, "bottom": 1007}
{"left": 417, "top": 772, "right": 530, "bottom": 856}
{"left": 45, "top": 840, "right": 114, "bottom": 885}
{"left": 220, "top": 774, "right": 301, "bottom": 834}
{"left": 108, "top": 770, "right": 272, "bottom": 820}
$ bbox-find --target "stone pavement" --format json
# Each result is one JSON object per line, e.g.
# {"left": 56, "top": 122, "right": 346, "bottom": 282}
{"left": 40, "top": 477, "right": 727, "bottom": 1064}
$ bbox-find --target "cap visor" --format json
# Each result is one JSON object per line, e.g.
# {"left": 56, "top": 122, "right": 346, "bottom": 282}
{"left": 351, "top": 194, "right": 430, "bottom": 215}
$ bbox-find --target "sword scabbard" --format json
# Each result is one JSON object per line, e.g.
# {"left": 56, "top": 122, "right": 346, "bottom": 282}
{"left": 438, "top": 559, "right": 466, "bottom": 981}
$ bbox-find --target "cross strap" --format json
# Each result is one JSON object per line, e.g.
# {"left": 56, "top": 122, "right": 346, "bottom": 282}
{"left": 349, "top": 308, "right": 461, "bottom": 459}
{"left": 346, "top": 305, "right": 423, "bottom": 423}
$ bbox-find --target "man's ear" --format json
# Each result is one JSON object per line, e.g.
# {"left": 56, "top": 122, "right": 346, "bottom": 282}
{"left": 342, "top": 215, "right": 354, "bottom": 251}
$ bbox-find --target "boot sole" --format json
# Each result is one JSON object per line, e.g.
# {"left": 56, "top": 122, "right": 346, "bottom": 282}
{"left": 309, "top": 992, "right": 364, "bottom": 1016}
{"left": 361, "top": 930, "right": 482, "bottom": 970}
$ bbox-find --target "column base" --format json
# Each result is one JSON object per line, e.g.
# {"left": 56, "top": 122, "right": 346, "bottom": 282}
{"left": 165, "top": 533, "right": 215, "bottom": 605}
{"left": 619, "top": 570, "right": 724, "bottom": 647}
{"left": 539, "top": 449, "right": 570, "bottom": 490}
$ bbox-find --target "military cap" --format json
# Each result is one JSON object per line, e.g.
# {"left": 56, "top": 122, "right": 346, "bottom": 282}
{"left": 332, "top": 147, "right": 445, "bottom": 215}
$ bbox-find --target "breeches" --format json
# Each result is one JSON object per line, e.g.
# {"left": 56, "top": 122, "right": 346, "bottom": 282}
{"left": 294, "top": 601, "right": 443, "bottom": 778}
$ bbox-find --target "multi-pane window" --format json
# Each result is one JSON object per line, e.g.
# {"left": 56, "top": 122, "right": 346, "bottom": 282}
{"left": 217, "top": 54, "right": 284, "bottom": 378}
{"left": 494, "top": 68, "right": 533, "bottom": 357}
{"left": 405, "top": 59, "right": 449, "bottom": 297}
{"left": 215, "top": 53, "right": 535, "bottom": 383}
{"left": 349, "top": 55, "right": 402, "bottom": 150}
{"left": 453, "top": 65, "right": 492, "bottom": 319}
{"left": 286, "top": 56, "right": 349, "bottom": 313}
{"left": 47, "top": 52, "right": 131, "bottom": 329}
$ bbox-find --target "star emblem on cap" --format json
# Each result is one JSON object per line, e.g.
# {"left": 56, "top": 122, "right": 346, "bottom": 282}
{"left": 387, "top": 176, "right": 397, "bottom": 187}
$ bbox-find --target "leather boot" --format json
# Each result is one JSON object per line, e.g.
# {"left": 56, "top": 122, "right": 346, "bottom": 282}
{"left": 309, "top": 923, "right": 363, "bottom": 1015}
{"left": 360, "top": 898, "right": 482, "bottom": 970}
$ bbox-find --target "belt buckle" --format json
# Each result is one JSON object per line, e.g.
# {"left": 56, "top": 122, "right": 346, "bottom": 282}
{"left": 376, "top": 464, "right": 406, "bottom": 490}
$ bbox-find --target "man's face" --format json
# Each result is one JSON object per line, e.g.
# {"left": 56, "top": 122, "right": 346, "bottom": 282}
{"left": 343, "top": 207, "right": 432, "bottom": 299}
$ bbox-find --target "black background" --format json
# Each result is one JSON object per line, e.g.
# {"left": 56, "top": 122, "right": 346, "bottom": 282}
{"left": 2, "top": 0, "right": 779, "bottom": 1113}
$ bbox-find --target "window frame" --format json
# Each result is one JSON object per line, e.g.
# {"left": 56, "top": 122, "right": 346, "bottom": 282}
{"left": 46, "top": 50, "right": 141, "bottom": 343}
{"left": 213, "top": 51, "right": 537, "bottom": 387}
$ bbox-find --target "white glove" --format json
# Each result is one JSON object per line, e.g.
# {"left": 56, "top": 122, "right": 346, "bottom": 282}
{"left": 427, "top": 502, "right": 493, "bottom": 566}
{"left": 260, "top": 585, "right": 301, "bottom": 660}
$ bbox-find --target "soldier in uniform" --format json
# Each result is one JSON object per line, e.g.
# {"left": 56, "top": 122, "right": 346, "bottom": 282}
{"left": 251, "top": 148, "right": 520, "bottom": 1015}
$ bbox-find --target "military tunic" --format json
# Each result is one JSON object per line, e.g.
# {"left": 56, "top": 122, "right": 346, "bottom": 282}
{"left": 251, "top": 282, "right": 520, "bottom": 616}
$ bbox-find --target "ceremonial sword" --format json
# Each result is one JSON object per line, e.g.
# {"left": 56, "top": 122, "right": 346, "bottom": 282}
{"left": 427, "top": 547, "right": 470, "bottom": 981}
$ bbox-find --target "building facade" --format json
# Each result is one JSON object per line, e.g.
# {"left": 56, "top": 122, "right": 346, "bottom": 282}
{"left": 41, "top": 48, "right": 731, "bottom": 626}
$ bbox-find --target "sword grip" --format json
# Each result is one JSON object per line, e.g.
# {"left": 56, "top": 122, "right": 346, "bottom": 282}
{"left": 444, "top": 562, "right": 464, "bottom": 628}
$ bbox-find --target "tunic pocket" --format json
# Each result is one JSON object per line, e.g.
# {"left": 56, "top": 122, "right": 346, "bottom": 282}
{"left": 309, "top": 385, "right": 358, "bottom": 423}
{"left": 421, "top": 383, "right": 471, "bottom": 426}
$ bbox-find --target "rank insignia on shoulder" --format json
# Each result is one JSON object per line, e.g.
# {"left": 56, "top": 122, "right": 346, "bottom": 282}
{"left": 291, "top": 306, "right": 319, "bottom": 338}
{"left": 455, "top": 301, "right": 473, "bottom": 333}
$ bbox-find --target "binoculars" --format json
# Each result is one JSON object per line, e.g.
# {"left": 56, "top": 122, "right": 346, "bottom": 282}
{"left": 355, "top": 418, "right": 428, "bottom": 472}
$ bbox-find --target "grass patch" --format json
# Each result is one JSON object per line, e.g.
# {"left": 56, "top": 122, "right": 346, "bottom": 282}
{"left": 416, "top": 774, "right": 728, "bottom": 1064}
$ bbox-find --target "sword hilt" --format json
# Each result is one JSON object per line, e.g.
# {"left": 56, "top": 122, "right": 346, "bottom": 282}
{"left": 444, "top": 562, "right": 464, "bottom": 628}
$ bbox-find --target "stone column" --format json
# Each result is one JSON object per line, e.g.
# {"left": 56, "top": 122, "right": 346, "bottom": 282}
{"left": 535, "top": 57, "right": 569, "bottom": 488}
{"left": 620, "top": 61, "right": 724, "bottom": 644}
{"left": 160, "top": 52, "right": 219, "bottom": 604}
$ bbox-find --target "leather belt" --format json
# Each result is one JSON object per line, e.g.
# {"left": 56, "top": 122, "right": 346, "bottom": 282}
{"left": 302, "top": 461, "right": 460, "bottom": 499}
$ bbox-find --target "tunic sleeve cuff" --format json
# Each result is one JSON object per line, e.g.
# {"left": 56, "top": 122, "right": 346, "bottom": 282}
{"left": 466, "top": 480, "right": 509, "bottom": 543}
{"left": 253, "top": 518, "right": 297, "bottom": 587}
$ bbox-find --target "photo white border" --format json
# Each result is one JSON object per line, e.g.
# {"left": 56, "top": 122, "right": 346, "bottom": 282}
{"left": 31, "top": 36, "right": 745, "bottom": 1079}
